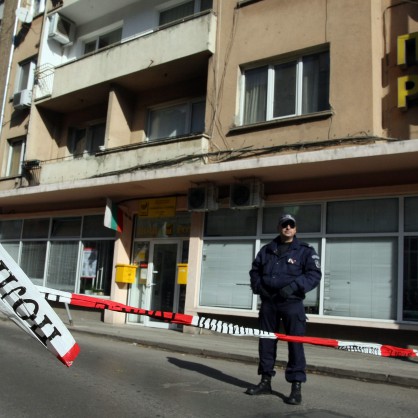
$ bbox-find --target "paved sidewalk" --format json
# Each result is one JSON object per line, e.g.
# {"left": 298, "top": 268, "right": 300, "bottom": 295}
{"left": 51, "top": 307, "right": 418, "bottom": 389}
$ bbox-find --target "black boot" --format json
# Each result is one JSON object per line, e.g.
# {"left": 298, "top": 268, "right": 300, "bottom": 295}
{"left": 245, "top": 375, "right": 272, "bottom": 395}
{"left": 285, "top": 382, "right": 302, "bottom": 405}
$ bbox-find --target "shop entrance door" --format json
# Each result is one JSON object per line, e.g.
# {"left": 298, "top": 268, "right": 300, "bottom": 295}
{"left": 144, "top": 241, "right": 181, "bottom": 328}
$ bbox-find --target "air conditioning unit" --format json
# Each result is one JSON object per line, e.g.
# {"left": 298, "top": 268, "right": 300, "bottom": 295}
{"left": 187, "top": 184, "right": 218, "bottom": 212}
{"left": 13, "top": 89, "right": 32, "bottom": 110}
{"left": 48, "top": 13, "right": 75, "bottom": 45}
{"left": 229, "top": 179, "right": 264, "bottom": 209}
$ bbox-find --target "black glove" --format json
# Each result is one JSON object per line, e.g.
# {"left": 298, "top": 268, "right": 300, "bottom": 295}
{"left": 279, "top": 283, "right": 295, "bottom": 299}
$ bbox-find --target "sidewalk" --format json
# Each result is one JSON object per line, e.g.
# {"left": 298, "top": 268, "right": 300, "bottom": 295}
{"left": 52, "top": 307, "right": 418, "bottom": 389}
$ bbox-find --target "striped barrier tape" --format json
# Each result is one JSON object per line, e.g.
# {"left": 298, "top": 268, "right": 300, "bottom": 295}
{"left": 38, "top": 286, "right": 418, "bottom": 358}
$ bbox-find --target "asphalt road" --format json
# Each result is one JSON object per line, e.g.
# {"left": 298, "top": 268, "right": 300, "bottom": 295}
{"left": 0, "top": 320, "right": 416, "bottom": 418}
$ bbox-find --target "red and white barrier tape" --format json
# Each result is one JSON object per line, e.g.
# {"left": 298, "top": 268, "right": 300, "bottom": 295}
{"left": 38, "top": 286, "right": 418, "bottom": 358}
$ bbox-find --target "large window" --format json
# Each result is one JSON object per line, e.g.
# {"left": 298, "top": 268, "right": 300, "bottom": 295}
{"left": 200, "top": 197, "right": 418, "bottom": 324}
{"left": 0, "top": 215, "right": 115, "bottom": 294}
{"left": 242, "top": 49, "right": 330, "bottom": 125}
{"left": 147, "top": 99, "right": 205, "bottom": 141}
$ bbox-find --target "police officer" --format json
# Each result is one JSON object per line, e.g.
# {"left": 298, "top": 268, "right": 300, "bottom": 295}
{"left": 246, "top": 214, "right": 322, "bottom": 405}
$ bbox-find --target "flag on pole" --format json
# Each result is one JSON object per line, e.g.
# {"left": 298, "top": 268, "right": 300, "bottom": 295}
{"left": 104, "top": 198, "right": 123, "bottom": 232}
{"left": 0, "top": 245, "right": 79, "bottom": 367}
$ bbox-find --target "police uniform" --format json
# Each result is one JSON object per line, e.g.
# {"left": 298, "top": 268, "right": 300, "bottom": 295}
{"left": 249, "top": 235, "right": 322, "bottom": 383}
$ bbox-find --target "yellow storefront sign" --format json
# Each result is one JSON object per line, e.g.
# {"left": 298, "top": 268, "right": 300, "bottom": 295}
{"left": 138, "top": 197, "right": 177, "bottom": 218}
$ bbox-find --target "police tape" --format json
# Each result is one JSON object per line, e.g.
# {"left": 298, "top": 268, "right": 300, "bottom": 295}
{"left": 0, "top": 245, "right": 79, "bottom": 367}
{"left": 38, "top": 286, "right": 418, "bottom": 358}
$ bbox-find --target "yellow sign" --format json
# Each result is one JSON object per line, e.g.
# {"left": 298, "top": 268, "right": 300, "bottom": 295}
{"left": 138, "top": 197, "right": 177, "bottom": 218}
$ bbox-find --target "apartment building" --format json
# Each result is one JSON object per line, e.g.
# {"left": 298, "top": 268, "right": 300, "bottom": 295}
{"left": 0, "top": 0, "right": 417, "bottom": 344}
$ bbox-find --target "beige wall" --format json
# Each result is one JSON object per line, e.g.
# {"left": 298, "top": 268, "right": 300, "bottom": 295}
{"left": 206, "top": 0, "right": 386, "bottom": 155}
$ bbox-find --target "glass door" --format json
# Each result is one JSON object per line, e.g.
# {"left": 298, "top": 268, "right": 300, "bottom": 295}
{"left": 145, "top": 242, "right": 180, "bottom": 328}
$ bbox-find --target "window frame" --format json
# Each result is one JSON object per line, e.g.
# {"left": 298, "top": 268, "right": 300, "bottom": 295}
{"left": 83, "top": 26, "right": 123, "bottom": 55}
{"left": 146, "top": 97, "right": 206, "bottom": 142}
{"left": 68, "top": 120, "right": 106, "bottom": 157}
{"left": 6, "top": 136, "right": 26, "bottom": 177}
{"left": 14, "top": 58, "right": 36, "bottom": 94}
{"left": 240, "top": 48, "right": 330, "bottom": 126}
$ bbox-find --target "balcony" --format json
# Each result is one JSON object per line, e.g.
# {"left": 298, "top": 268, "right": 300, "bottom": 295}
{"left": 35, "top": 12, "right": 217, "bottom": 112}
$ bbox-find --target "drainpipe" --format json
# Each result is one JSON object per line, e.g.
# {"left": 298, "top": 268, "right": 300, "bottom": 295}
{"left": 0, "top": 0, "right": 21, "bottom": 141}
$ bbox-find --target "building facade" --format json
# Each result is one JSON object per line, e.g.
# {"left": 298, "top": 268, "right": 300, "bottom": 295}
{"left": 0, "top": 0, "right": 417, "bottom": 344}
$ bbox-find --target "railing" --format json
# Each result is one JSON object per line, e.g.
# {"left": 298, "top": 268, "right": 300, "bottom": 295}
{"left": 34, "top": 63, "right": 55, "bottom": 100}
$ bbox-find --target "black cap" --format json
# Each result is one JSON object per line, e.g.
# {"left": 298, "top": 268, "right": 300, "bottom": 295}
{"left": 279, "top": 214, "right": 296, "bottom": 226}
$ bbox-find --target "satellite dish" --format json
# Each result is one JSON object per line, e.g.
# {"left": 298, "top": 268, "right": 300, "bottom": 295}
{"left": 16, "top": 7, "right": 33, "bottom": 24}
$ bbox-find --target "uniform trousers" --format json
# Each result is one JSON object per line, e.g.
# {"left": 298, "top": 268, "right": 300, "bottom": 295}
{"left": 258, "top": 298, "right": 307, "bottom": 383}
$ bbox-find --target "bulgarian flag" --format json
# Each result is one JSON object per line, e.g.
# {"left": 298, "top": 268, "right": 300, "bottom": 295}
{"left": 104, "top": 198, "right": 123, "bottom": 232}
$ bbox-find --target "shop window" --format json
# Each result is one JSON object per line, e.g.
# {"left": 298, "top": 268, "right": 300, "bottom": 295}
{"left": 83, "top": 27, "right": 122, "bottom": 55}
{"left": 0, "top": 219, "right": 22, "bottom": 239}
{"left": 262, "top": 205, "right": 321, "bottom": 234}
{"left": 51, "top": 217, "right": 82, "bottom": 237}
{"left": 147, "top": 99, "right": 205, "bottom": 141}
{"left": 80, "top": 240, "right": 114, "bottom": 295}
{"left": 21, "top": 241, "right": 47, "bottom": 286}
{"left": 6, "top": 137, "right": 25, "bottom": 177}
{"left": 22, "top": 218, "right": 50, "bottom": 238}
{"left": 404, "top": 237, "right": 418, "bottom": 321}
{"left": 200, "top": 240, "right": 254, "bottom": 309}
{"left": 159, "top": 0, "right": 212, "bottom": 26}
{"left": 324, "top": 237, "right": 397, "bottom": 320}
{"left": 205, "top": 208, "right": 257, "bottom": 237}
{"left": 404, "top": 196, "right": 418, "bottom": 232}
{"left": 46, "top": 241, "right": 79, "bottom": 292}
{"left": 326, "top": 198, "right": 398, "bottom": 233}
{"left": 242, "top": 49, "right": 330, "bottom": 125}
{"left": 82, "top": 215, "right": 115, "bottom": 238}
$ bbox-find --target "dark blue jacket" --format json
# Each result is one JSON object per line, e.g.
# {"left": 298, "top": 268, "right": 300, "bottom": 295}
{"left": 249, "top": 236, "right": 321, "bottom": 301}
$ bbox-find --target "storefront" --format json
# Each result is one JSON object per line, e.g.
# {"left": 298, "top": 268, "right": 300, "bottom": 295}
{"left": 127, "top": 212, "right": 190, "bottom": 329}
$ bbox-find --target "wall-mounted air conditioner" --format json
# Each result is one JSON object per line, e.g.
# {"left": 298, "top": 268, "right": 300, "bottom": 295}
{"left": 48, "top": 13, "right": 75, "bottom": 45}
{"left": 13, "top": 89, "right": 32, "bottom": 110}
{"left": 187, "top": 184, "right": 218, "bottom": 212}
{"left": 229, "top": 179, "right": 264, "bottom": 209}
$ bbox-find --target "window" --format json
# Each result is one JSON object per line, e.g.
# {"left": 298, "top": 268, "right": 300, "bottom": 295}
{"left": 242, "top": 50, "right": 330, "bottom": 125}
{"left": 159, "top": 0, "right": 212, "bottom": 25}
{"left": 83, "top": 27, "right": 122, "bottom": 55}
{"left": 69, "top": 122, "right": 105, "bottom": 156}
{"left": 147, "top": 99, "right": 205, "bottom": 141}
{"left": 15, "top": 59, "right": 36, "bottom": 93}
{"left": 6, "top": 137, "right": 25, "bottom": 177}
{"left": 0, "top": 216, "right": 115, "bottom": 294}
{"left": 31, "top": 0, "right": 46, "bottom": 16}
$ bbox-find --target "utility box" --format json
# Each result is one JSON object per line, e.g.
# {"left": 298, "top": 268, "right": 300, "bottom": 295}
{"left": 177, "top": 263, "right": 188, "bottom": 285}
{"left": 115, "top": 264, "right": 137, "bottom": 284}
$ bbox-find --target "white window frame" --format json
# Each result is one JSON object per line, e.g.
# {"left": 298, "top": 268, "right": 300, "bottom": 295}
{"left": 83, "top": 26, "right": 123, "bottom": 55}
{"left": 30, "top": 0, "right": 46, "bottom": 16}
{"left": 146, "top": 98, "right": 205, "bottom": 142}
{"left": 240, "top": 49, "right": 330, "bottom": 125}
{"left": 14, "top": 59, "right": 36, "bottom": 94}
